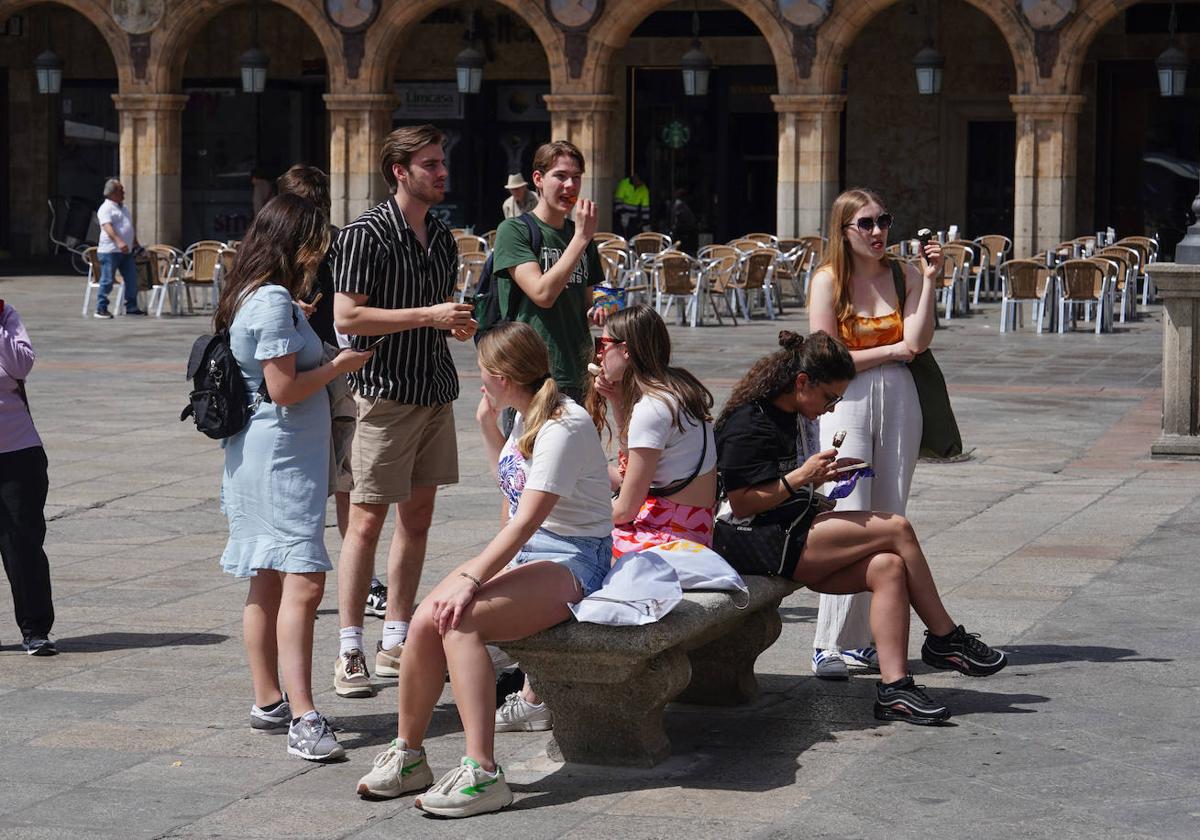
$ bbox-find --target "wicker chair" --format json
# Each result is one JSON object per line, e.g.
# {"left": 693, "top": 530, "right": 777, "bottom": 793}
{"left": 728, "top": 248, "right": 781, "bottom": 320}
{"left": 1056, "top": 259, "right": 1111, "bottom": 334}
{"left": 699, "top": 253, "right": 740, "bottom": 326}
{"left": 1097, "top": 245, "right": 1138, "bottom": 323}
{"left": 457, "top": 253, "right": 487, "bottom": 302}
{"left": 972, "top": 234, "right": 1012, "bottom": 303}
{"left": 1115, "top": 236, "right": 1158, "bottom": 305}
{"left": 144, "top": 244, "right": 185, "bottom": 316}
{"left": 939, "top": 243, "right": 973, "bottom": 319}
{"left": 80, "top": 246, "right": 127, "bottom": 317}
{"left": 652, "top": 250, "right": 702, "bottom": 326}
{"left": 181, "top": 242, "right": 223, "bottom": 312}
{"left": 998, "top": 259, "right": 1052, "bottom": 333}
{"left": 454, "top": 234, "right": 488, "bottom": 256}
{"left": 741, "top": 233, "right": 778, "bottom": 247}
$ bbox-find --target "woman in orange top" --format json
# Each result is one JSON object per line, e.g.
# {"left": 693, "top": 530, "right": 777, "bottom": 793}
{"left": 805, "top": 188, "right": 942, "bottom": 681}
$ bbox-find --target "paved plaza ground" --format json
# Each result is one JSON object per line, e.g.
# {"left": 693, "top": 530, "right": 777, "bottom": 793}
{"left": 1, "top": 269, "right": 1198, "bottom": 839}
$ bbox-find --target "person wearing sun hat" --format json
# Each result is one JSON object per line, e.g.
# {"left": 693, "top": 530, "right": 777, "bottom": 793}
{"left": 501, "top": 173, "right": 538, "bottom": 219}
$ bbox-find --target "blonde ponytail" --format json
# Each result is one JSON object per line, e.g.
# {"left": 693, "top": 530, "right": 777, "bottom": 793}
{"left": 517, "top": 376, "right": 564, "bottom": 459}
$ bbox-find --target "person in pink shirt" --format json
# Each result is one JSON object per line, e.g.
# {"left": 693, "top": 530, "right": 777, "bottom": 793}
{"left": 0, "top": 300, "right": 56, "bottom": 655}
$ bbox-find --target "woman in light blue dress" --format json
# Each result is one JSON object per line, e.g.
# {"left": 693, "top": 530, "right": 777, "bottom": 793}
{"left": 215, "top": 194, "right": 371, "bottom": 761}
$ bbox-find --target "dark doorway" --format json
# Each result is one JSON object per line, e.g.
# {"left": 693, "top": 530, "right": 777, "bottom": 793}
{"left": 966, "top": 120, "right": 1015, "bottom": 239}
{"left": 0, "top": 69, "right": 7, "bottom": 254}
{"left": 627, "top": 64, "right": 777, "bottom": 248}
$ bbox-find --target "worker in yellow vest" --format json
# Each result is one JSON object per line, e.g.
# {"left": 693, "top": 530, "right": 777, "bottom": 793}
{"left": 614, "top": 172, "right": 650, "bottom": 239}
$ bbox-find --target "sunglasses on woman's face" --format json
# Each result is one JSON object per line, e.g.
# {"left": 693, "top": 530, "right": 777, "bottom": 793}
{"left": 846, "top": 213, "right": 894, "bottom": 233}
{"left": 595, "top": 335, "right": 623, "bottom": 356}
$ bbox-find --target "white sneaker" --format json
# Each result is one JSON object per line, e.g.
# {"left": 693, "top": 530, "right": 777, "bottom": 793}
{"left": 415, "top": 757, "right": 513, "bottom": 818}
{"left": 812, "top": 649, "right": 849, "bottom": 680}
{"left": 356, "top": 738, "right": 434, "bottom": 799}
{"left": 495, "top": 692, "right": 553, "bottom": 732}
{"left": 842, "top": 646, "right": 880, "bottom": 672}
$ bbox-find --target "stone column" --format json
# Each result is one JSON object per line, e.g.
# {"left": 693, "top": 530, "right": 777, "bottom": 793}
{"left": 1148, "top": 263, "right": 1200, "bottom": 457}
{"left": 1009, "top": 94, "right": 1085, "bottom": 258}
{"left": 324, "top": 94, "right": 398, "bottom": 228}
{"left": 771, "top": 94, "right": 845, "bottom": 239}
{"left": 112, "top": 93, "right": 189, "bottom": 247}
{"left": 544, "top": 94, "right": 618, "bottom": 230}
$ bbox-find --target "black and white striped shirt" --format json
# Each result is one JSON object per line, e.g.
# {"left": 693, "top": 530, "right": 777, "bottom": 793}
{"left": 331, "top": 199, "right": 459, "bottom": 405}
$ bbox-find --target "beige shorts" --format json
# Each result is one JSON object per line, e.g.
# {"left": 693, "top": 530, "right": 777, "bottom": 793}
{"left": 350, "top": 397, "right": 458, "bottom": 505}
{"left": 328, "top": 417, "right": 355, "bottom": 496}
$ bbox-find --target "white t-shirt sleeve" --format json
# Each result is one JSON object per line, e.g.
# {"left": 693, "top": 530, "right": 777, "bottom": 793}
{"left": 627, "top": 395, "right": 674, "bottom": 451}
{"left": 96, "top": 202, "right": 117, "bottom": 227}
{"left": 524, "top": 420, "right": 582, "bottom": 497}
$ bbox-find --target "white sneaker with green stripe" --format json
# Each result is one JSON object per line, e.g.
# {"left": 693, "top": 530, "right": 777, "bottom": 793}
{"left": 356, "top": 738, "right": 434, "bottom": 799}
{"left": 415, "top": 757, "right": 513, "bottom": 818}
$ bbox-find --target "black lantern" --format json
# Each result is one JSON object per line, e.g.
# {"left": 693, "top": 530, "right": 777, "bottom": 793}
{"left": 455, "top": 44, "right": 484, "bottom": 94}
{"left": 913, "top": 43, "right": 944, "bottom": 96}
{"left": 35, "top": 49, "right": 63, "bottom": 95}
{"left": 240, "top": 47, "right": 269, "bottom": 94}
{"left": 681, "top": 10, "right": 711, "bottom": 97}
{"left": 1157, "top": 6, "right": 1188, "bottom": 98}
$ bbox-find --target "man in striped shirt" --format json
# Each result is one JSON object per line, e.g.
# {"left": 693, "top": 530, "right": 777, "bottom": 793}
{"left": 330, "top": 124, "right": 476, "bottom": 698}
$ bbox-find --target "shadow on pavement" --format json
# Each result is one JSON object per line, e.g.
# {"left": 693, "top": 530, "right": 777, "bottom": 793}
{"left": 935, "top": 685, "right": 1050, "bottom": 716}
{"left": 56, "top": 631, "right": 228, "bottom": 651}
{"left": 1002, "top": 644, "right": 1172, "bottom": 665}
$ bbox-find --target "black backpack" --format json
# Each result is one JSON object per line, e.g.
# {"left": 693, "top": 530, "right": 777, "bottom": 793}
{"left": 473, "top": 212, "right": 542, "bottom": 344}
{"left": 180, "top": 332, "right": 268, "bottom": 439}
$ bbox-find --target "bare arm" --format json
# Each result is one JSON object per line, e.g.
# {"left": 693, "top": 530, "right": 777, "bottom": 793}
{"left": 333, "top": 291, "right": 470, "bottom": 336}
{"left": 725, "top": 448, "right": 839, "bottom": 519}
{"left": 475, "top": 390, "right": 507, "bottom": 471}
{"left": 613, "top": 447, "right": 660, "bottom": 524}
{"left": 808, "top": 268, "right": 912, "bottom": 372}
{"left": 259, "top": 348, "right": 370, "bottom": 407}
{"left": 100, "top": 223, "right": 129, "bottom": 253}
{"left": 508, "top": 200, "right": 598, "bottom": 308}
{"left": 903, "top": 247, "right": 940, "bottom": 354}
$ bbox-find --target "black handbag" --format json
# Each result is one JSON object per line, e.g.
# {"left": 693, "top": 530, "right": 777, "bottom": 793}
{"left": 891, "top": 263, "right": 963, "bottom": 459}
{"left": 712, "top": 489, "right": 822, "bottom": 578}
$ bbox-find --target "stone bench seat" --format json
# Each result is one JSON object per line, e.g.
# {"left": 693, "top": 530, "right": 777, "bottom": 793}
{"left": 499, "top": 575, "right": 801, "bottom": 768}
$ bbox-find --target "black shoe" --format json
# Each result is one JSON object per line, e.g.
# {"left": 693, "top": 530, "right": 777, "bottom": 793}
{"left": 921, "top": 625, "right": 1007, "bottom": 677}
{"left": 874, "top": 676, "right": 951, "bottom": 725}
{"left": 125, "top": 308, "right": 147, "bottom": 316}
{"left": 22, "top": 636, "right": 58, "bottom": 656}
{"left": 495, "top": 667, "right": 525, "bottom": 709}
{"left": 93, "top": 309, "right": 113, "bottom": 320}
{"left": 364, "top": 578, "right": 387, "bottom": 618}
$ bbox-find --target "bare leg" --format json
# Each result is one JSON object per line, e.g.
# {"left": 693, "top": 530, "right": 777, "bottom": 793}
{"left": 335, "top": 491, "right": 350, "bottom": 540}
{"left": 338, "top": 502, "right": 386, "bottom": 630}
{"left": 244, "top": 571, "right": 283, "bottom": 708}
{"left": 797, "top": 511, "right": 955, "bottom": 636}
{"left": 386, "top": 485, "right": 438, "bottom": 623}
{"left": 278, "top": 571, "right": 326, "bottom": 717}
{"left": 397, "top": 561, "right": 578, "bottom": 771}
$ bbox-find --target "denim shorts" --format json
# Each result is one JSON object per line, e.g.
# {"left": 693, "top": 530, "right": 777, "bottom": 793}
{"left": 506, "top": 528, "right": 612, "bottom": 597}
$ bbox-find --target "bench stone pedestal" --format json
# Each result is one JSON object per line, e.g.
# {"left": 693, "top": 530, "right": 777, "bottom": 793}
{"left": 1147, "top": 263, "right": 1200, "bottom": 457}
{"left": 501, "top": 576, "right": 798, "bottom": 768}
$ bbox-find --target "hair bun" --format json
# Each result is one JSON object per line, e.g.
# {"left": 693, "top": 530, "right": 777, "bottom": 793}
{"left": 778, "top": 330, "right": 805, "bottom": 351}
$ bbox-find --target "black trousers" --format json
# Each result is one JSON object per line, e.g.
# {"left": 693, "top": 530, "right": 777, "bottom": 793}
{"left": 0, "top": 446, "right": 54, "bottom": 639}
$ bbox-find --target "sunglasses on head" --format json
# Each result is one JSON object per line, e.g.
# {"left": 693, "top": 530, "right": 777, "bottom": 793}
{"left": 845, "top": 213, "right": 894, "bottom": 233}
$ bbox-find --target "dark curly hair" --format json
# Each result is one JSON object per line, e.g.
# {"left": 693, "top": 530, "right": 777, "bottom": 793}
{"left": 716, "top": 330, "right": 855, "bottom": 427}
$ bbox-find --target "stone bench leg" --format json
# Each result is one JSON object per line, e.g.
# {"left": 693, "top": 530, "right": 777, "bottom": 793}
{"left": 515, "top": 647, "right": 692, "bottom": 768}
{"left": 677, "top": 601, "right": 784, "bottom": 706}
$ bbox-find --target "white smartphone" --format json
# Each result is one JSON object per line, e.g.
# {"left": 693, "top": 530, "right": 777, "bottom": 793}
{"left": 833, "top": 461, "right": 870, "bottom": 475}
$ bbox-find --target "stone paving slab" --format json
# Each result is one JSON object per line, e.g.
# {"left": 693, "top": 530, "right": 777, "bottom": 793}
{"left": 0, "top": 273, "right": 1198, "bottom": 838}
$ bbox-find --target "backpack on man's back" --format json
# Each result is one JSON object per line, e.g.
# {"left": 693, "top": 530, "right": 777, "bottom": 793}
{"left": 472, "top": 212, "right": 542, "bottom": 344}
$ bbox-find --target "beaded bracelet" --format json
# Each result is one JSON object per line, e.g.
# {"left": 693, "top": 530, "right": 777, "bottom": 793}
{"left": 459, "top": 571, "right": 482, "bottom": 589}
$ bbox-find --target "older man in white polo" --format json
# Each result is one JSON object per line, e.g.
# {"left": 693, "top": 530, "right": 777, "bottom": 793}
{"left": 94, "top": 178, "right": 145, "bottom": 318}
{"left": 501, "top": 173, "right": 537, "bottom": 219}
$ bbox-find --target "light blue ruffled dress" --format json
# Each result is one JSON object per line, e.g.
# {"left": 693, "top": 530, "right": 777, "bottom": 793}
{"left": 219, "top": 284, "right": 332, "bottom": 578}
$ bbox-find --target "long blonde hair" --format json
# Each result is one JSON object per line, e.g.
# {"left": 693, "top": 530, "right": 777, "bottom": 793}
{"left": 477, "top": 322, "right": 563, "bottom": 459}
{"left": 819, "top": 187, "right": 894, "bottom": 324}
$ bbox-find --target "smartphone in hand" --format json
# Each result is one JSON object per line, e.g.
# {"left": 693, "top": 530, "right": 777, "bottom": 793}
{"left": 833, "top": 461, "right": 871, "bottom": 475}
{"left": 362, "top": 335, "right": 388, "bottom": 351}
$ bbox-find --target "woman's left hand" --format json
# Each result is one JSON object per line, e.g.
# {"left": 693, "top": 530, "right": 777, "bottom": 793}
{"left": 297, "top": 299, "right": 318, "bottom": 319}
{"left": 432, "top": 580, "right": 477, "bottom": 634}
{"left": 920, "top": 241, "right": 944, "bottom": 283}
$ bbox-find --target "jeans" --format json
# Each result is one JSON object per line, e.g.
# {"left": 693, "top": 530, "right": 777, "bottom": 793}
{"left": 97, "top": 250, "right": 140, "bottom": 313}
{"left": 507, "top": 528, "right": 612, "bottom": 597}
{"left": 0, "top": 446, "right": 54, "bottom": 639}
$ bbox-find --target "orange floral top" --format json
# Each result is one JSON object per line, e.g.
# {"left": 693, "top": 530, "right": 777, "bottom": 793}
{"left": 839, "top": 310, "right": 904, "bottom": 351}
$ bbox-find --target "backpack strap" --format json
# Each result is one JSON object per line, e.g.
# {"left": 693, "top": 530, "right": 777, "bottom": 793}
{"left": 890, "top": 259, "right": 907, "bottom": 310}
{"left": 15, "top": 380, "right": 29, "bottom": 416}
{"left": 502, "top": 212, "right": 543, "bottom": 321}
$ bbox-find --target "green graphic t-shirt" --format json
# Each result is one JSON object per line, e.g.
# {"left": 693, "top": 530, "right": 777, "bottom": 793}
{"left": 491, "top": 214, "right": 603, "bottom": 393}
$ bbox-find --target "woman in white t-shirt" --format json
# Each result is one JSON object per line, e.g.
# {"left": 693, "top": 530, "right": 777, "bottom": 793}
{"left": 355, "top": 321, "right": 611, "bottom": 819}
{"left": 593, "top": 305, "right": 716, "bottom": 557}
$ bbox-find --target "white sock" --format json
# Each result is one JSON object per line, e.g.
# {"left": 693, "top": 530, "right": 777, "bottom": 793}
{"left": 339, "top": 626, "right": 364, "bottom": 656}
{"left": 382, "top": 621, "right": 409, "bottom": 650}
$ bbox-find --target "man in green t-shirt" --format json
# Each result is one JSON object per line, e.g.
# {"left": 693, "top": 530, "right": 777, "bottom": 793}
{"left": 490, "top": 140, "right": 605, "bottom": 401}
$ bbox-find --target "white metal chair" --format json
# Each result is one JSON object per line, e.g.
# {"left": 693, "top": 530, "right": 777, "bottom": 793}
{"left": 972, "top": 234, "right": 1012, "bottom": 303}
{"left": 1056, "top": 259, "right": 1111, "bottom": 334}
{"left": 728, "top": 248, "right": 781, "bottom": 320}
{"left": 998, "top": 260, "right": 1051, "bottom": 334}
{"left": 80, "top": 246, "right": 127, "bottom": 317}
{"left": 652, "top": 250, "right": 703, "bottom": 326}
{"left": 144, "top": 244, "right": 185, "bottom": 316}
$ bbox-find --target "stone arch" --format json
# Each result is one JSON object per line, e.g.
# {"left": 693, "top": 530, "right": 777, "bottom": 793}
{"left": 1059, "top": 0, "right": 1147, "bottom": 92}
{"left": 0, "top": 0, "right": 133, "bottom": 87}
{"left": 152, "top": 0, "right": 345, "bottom": 91}
{"left": 584, "top": 0, "right": 799, "bottom": 96}
{"left": 812, "top": 0, "right": 1035, "bottom": 94}
{"left": 363, "top": 0, "right": 565, "bottom": 93}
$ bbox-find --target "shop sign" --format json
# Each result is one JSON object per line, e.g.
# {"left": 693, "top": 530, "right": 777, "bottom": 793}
{"left": 496, "top": 85, "right": 550, "bottom": 122}
{"left": 394, "top": 83, "right": 464, "bottom": 121}
{"left": 660, "top": 121, "right": 690, "bottom": 150}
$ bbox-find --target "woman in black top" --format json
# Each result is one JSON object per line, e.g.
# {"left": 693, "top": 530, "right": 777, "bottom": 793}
{"left": 715, "top": 330, "right": 1005, "bottom": 725}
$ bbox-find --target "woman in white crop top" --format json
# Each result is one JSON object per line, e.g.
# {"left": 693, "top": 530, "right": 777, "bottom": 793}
{"left": 592, "top": 305, "right": 716, "bottom": 557}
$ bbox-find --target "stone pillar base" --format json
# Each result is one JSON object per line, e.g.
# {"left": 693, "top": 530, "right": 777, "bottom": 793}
{"left": 1151, "top": 435, "right": 1200, "bottom": 458}
{"left": 1147, "top": 262, "right": 1200, "bottom": 459}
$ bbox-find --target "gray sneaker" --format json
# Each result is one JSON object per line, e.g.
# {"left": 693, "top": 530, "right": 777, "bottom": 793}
{"left": 356, "top": 738, "right": 434, "bottom": 799}
{"left": 287, "top": 712, "right": 345, "bottom": 761}
{"left": 250, "top": 696, "right": 291, "bottom": 732}
{"left": 334, "top": 648, "right": 374, "bottom": 697}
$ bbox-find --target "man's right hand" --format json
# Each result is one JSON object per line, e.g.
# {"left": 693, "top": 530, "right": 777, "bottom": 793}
{"left": 117, "top": 240, "right": 130, "bottom": 254}
{"left": 573, "top": 199, "right": 598, "bottom": 241}
{"left": 427, "top": 302, "right": 474, "bottom": 330}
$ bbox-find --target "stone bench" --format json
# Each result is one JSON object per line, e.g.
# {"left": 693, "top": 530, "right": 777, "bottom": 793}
{"left": 499, "top": 575, "right": 801, "bottom": 768}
